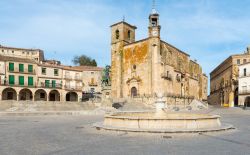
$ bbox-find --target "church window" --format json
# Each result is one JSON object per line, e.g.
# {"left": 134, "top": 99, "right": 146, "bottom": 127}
{"left": 152, "top": 18, "right": 157, "bottom": 26}
{"left": 133, "top": 65, "right": 136, "bottom": 70}
{"left": 244, "top": 68, "right": 247, "bottom": 76}
{"left": 128, "top": 30, "right": 131, "bottom": 39}
{"left": 115, "top": 30, "right": 119, "bottom": 39}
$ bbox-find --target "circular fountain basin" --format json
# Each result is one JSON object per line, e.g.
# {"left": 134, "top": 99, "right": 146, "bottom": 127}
{"left": 94, "top": 111, "right": 233, "bottom": 133}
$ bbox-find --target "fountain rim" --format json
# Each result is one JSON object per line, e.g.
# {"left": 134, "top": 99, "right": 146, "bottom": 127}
{"left": 105, "top": 111, "right": 221, "bottom": 120}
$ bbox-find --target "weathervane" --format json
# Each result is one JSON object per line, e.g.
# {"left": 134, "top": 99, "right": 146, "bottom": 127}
{"left": 152, "top": 0, "right": 157, "bottom": 14}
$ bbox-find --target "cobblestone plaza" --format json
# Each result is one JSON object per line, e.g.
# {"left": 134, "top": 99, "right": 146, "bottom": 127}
{"left": 0, "top": 107, "right": 249, "bottom": 155}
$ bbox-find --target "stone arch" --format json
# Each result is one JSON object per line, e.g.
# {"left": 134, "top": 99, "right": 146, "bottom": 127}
{"left": 66, "top": 92, "right": 78, "bottom": 102}
{"left": 19, "top": 88, "right": 33, "bottom": 101}
{"left": 115, "top": 29, "right": 119, "bottom": 39}
{"left": 131, "top": 87, "right": 137, "bottom": 97}
{"left": 2, "top": 88, "right": 17, "bottom": 100}
{"left": 49, "top": 90, "right": 60, "bottom": 101}
{"left": 34, "top": 89, "right": 47, "bottom": 101}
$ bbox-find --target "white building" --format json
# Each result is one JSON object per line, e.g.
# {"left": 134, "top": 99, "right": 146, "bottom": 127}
{"left": 238, "top": 62, "right": 250, "bottom": 107}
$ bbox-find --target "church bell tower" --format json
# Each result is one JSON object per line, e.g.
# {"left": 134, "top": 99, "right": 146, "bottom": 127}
{"left": 148, "top": 1, "right": 161, "bottom": 38}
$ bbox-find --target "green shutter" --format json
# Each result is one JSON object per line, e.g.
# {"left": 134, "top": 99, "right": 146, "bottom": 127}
{"left": 19, "top": 64, "right": 24, "bottom": 72}
{"left": 28, "top": 65, "right": 33, "bottom": 73}
{"left": 9, "top": 75, "right": 15, "bottom": 85}
{"left": 45, "top": 80, "right": 50, "bottom": 88}
{"left": 52, "top": 80, "right": 56, "bottom": 88}
{"left": 9, "top": 63, "right": 14, "bottom": 72}
{"left": 19, "top": 76, "right": 24, "bottom": 86}
{"left": 28, "top": 76, "right": 33, "bottom": 86}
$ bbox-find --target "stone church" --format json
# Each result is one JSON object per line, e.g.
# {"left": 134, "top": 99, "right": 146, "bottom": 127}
{"left": 110, "top": 9, "right": 208, "bottom": 103}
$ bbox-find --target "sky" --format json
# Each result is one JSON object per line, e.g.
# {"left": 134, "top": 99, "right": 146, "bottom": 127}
{"left": 1, "top": 0, "right": 250, "bottom": 80}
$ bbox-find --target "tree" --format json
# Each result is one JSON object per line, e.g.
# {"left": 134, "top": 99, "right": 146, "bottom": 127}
{"left": 72, "top": 55, "right": 97, "bottom": 66}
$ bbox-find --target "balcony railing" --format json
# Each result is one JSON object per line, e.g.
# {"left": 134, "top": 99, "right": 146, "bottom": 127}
{"left": 75, "top": 76, "right": 82, "bottom": 81}
{"left": 239, "top": 74, "right": 250, "bottom": 78}
{"left": 8, "top": 68, "right": 36, "bottom": 74}
{"left": 0, "top": 82, "right": 35, "bottom": 87}
{"left": 64, "top": 85, "right": 82, "bottom": 91}
{"left": 40, "top": 82, "right": 62, "bottom": 89}
{"left": 64, "top": 75, "right": 72, "bottom": 80}
{"left": 161, "top": 73, "right": 172, "bottom": 80}
{"left": 64, "top": 75, "right": 82, "bottom": 81}
{"left": 239, "top": 90, "right": 250, "bottom": 95}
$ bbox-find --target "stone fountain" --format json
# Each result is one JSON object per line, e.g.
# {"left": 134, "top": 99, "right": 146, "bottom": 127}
{"left": 94, "top": 95, "right": 233, "bottom": 133}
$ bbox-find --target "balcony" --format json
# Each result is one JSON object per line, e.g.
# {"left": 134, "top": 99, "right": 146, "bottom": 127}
{"left": 239, "top": 74, "right": 250, "bottom": 78}
{"left": 64, "top": 75, "right": 72, "bottom": 80}
{"left": 8, "top": 68, "right": 36, "bottom": 75}
{"left": 75, "top": 75, "right": 82, "bottom": 81}
{"left": 239, "top": 90, "right": 250, "bottom": 95}
{"left": 64, "top": 85, "right": 82, "bottom": 91}
{"left": 88, "top": 82, "right": 98, "bottom": 86}
{"left": 40, "top": 82, "right": 62, "bottom": 89}
{"left": 161, "top": 73, "right": 172, "bottom": 81}
{"left": 0, "top": 82, "right": 35, "bottom": 88}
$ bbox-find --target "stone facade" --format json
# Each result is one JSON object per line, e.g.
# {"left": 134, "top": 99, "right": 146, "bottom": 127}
{"left": 111, "top": 11, "right": 207, "bottom": 105}
{"left": 0, "top": 45, "right": 44, "bottom": 62}
{"left": 238, "top": 62, "right": 250, "bottom": 107}
{"left": 209, "top": 46, "right": 250, "bottom": 107}
{"left": 0, "top": 46, "right": 103, "bottom": 102}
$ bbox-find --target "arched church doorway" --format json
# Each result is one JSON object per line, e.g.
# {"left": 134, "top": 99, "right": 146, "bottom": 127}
{"left": 244, "top": 96, "right": 250, "bottom": 107}
{"left": 131, "top": 87, "right": 137, "bottom": 97}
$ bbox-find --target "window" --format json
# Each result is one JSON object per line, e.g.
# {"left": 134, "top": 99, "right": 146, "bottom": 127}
{"left": 237, "top": 59, "right": 241, "bottom": 65}
{"left": 45, "top": 80, "right": 50, "bottom": 88}
{"left": 244, "top": 68, "right": 247, "bottom": 76}
{"left": 54, "top": 69, "right": 58, "bottom": 76}
{"left": 128, "top": 30, "right": 131, "bottom": 39}
{"left": 19, "top": 64, "right": 24, "bottom": 72}
{"left": 91, "top": 72, "right": 94, "bottom": 75}
{"left": 152, "top": 18, "right": 158, "bottom": 26}
{"left": 42, "top": 68, "right": 46, "bottom": 75}
{"left": 115, "top": 29, "right": 119, "bottom": 39}
{"left": 244, "top": 59, "right": 247, "bottom": 64}
{"left": 9, "top": 75, "right": 15, "bottom": 85}
{"left": 28, "top": 76, "right": 33, "bottom": 86}
{"left": 9, "top": 62, "right": 14, "bottom": 71}
{"left": 90, "top": 88, "right": 95, "bottom": 93}
{"left": 12, "top": 51, "right": 14, "bottom": 53}
{"left": 28, "top": 65, "right": 33, "bottom": 73}
{"left": 2, "top": 50, "right": 4, "bottom": 52}
{"left": 52, "top": 80, "right": 56, "bottom": 88}
{"left": 19, "top": 76, "right": 24, "bottom": 86}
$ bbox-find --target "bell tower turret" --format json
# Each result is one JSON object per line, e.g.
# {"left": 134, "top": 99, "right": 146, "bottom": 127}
{"left": 148, "top": 1, "right": 161, "bottom": 38}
